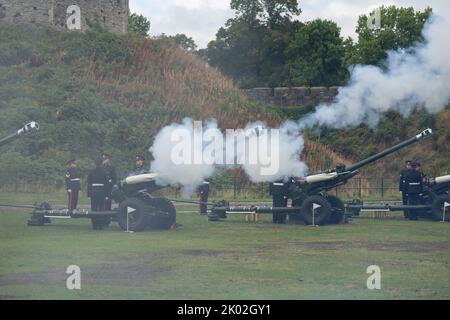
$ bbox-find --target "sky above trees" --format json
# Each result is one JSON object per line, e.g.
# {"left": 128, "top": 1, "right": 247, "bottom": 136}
{"left": 129, "top": 0, "right": 448, "bottom": 48}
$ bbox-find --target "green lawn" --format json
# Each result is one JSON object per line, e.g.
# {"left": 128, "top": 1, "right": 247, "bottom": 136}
{"left": 0, "top": 200, "right": 449, "bottom": 300}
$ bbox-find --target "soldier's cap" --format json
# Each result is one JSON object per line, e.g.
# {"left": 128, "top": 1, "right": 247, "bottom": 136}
{"left": 405, "top": 160, "right": 412, "bottom": 164}
{"left": 67, "top": 159, "right": 76, "bottom": 165}
{"left": 135, "top": 155, "right": 145, "bottom": 161}
{"left": 410, "top": 161, "right": 419, "bottom": 167}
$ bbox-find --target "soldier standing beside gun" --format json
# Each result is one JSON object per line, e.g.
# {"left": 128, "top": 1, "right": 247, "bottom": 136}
{"left": 87, "top": 158, "right": 110, "bottom": 230}
{"left": 416, "top": 162, "right": 429, "bottom": 184}
{"left": 399, "top": 160, "right": 412, "bottom": 219}
{"left": 269, "top": 180, "right": 288, "bottom": 224}
{"left": 404, "top": 161, "right": 423, "bottom": 221}
{"left": 101, "top": 153, "right": 117, "bottom": 211}
{"left": 197, "top": 180, "right": 210, "bottom": 215}
{"left": 128, "top": 155, "right": 148, "bottom": 177}
{"left": 65, "top": 159, "right": 81, "bottom": 210}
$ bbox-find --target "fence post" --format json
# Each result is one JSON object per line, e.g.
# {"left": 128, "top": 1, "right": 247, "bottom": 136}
{"left": 381, "top": 177, "right": 384, "bottom": 199}
{"left": 233, "top": 175, "right": 237, "bottom": 199}
{"left": 359, "top": 178, "right": 362, "bottom": 199}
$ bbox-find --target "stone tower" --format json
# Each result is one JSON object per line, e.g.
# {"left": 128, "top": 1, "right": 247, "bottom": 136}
{"left": 0, "top": 0, "right": 129, "bottom": 34}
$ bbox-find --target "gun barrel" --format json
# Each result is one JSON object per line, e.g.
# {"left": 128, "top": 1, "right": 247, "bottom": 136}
{"left": 0, "top": 122, "right": 39, "bottom": 147}
{"left": 346, "top": 128, "right": 433, "bottom": 172}
{"left": 435, "top": 175, "right": 450, "bottom": 184}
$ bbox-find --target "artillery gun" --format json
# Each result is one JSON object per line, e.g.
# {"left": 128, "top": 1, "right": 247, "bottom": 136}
{"left": 210, "top": 128, "right": 435, "bottom": 225}
{"left": 26, "top": 173, "right": 176, "bottom": 231}
{"left": 346, "top": 174, "right": 450, "bottom": 222}
{"left": 0, "top": 122, "right": 39, "bottom": 147}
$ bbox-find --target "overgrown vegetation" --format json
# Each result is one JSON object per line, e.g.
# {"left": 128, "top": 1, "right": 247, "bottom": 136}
{"left": 0, "top": 23, "right": 275, "bottom": 186}
{"left": 203, "top": 2, "right": 432, "bottom": 88}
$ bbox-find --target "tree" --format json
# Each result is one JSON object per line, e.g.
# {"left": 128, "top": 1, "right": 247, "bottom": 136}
{"left": 159, "top": 33, "right": 197, "bottom": 51}
{"left": 205, "top": 0, "right": 302, "bottom": 87}
{"left": 128, "top": 13, "right": 151, "bottom": 37}
{"left": 230, "top": 0, "right": 301, "bottom": 27}
{"left": 285, "top": 19, "right": 347, "bottom": 86}
{"left": 206, "top": 18, "right": 265, "bottom": 87}
{"left": 351, "top": 6, "right": 432, "bottom": 66}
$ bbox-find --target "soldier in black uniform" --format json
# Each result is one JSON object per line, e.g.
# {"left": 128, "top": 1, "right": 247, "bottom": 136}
{"left": 101, "top": 153, "right": 117, "bottom": 211}
{"left": 197, "top": 180, "right": 210, "bottom": 215}
{"left": 415, "top": 162, "right": 429, "bottom": 184}
{"left": 399, "top": 160, "right": 412, "bottom": 218}
{"left": 128, "top": 155, "right": 148, "bottom": 177}
{"left": 65, "top": 159, "right": 81, "bottom": 210}
{"left": 87, "top": 158, "right": 110, "bottom": 230}
{"left": 404, "top": 161, "right": 423, "bottom": 221}
{"left": 269, "top": 180, "right": 288, "bottom": 224}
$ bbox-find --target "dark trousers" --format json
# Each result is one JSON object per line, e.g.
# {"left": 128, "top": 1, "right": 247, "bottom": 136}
{"left": 91, "top": 196, "right": 106, "bottom": 212}
{"left": 90, "top": 196, "right": 109, "bottom": 230}
{"left": 104, "top": 196, "right": 112, "bottom": 211}
{"left": 401, "top": 192, "right": 408, "bottom": 218}
{"left": 199, "top": 193, "right": 208, "bottom": 215}
{"left": 272, "top": 196, "right": 287, "bottom": 224}
{"left": 68, "top": 190, "right": 79, "bottom": 210}
{"left": 407, "top": 194, "right": 420, "bottom": 221}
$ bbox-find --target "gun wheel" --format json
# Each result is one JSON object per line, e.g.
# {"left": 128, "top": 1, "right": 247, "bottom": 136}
{"left": 300, "top": 195, "right": 332, "bottom": 226}
{"left": 325, "top": 195, "right": 345, "bottom": 224}
{"left": 431, "top": 195, "right": 450, "bottom": 222}
{"left": 145, "top": 197, "right": 176, "bottom": 230}
{"left": 117, "top": 198, "right": 149, "bottom": 232}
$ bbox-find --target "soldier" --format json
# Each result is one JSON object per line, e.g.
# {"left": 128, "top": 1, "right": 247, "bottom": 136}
{"left": 269, "top": 180, "right": 288, "bottom": 224}
{"left": 415, "top": 162, "right": 429, "bottom": 184}
{"left": 404, "top": 161, "right": 423, "bottom": 221}
{"left": 399, "top": 160, "right": 412, "bottom": 218}
{"left": 197, "top": 180, "right": 210, "bottom": 215}
{"left": 128, "top": 155, "right": 148, "bottom": 177}
{"left": 65, "top": 159, "right": 81, "bottom": 210}
{"left": 101, "top": 153, "right": 117, "bottom": 211}
{"left": 87, "top": 158, "right": 110, "bottom": 230}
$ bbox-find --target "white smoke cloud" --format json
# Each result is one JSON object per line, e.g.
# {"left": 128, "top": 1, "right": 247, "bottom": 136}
{"left": 234, "top": 121, "right": 308, "bottom": 183}
{"left": 149, "top": 118, "right": 217, "bottom": 195}
{"left": 149, "top": 118, "right": 308, "bottom": 193}
{"left": 299, "top": 13, "right": 450, "bottom": 129}
{"left": 148, "top": 10, "right": 450, "bottom": 192}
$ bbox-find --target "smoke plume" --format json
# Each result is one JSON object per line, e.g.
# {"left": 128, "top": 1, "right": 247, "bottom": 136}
{"left": 299, "top": 13, "right": 450, "bottom": 129}
{"left": 149, "top": 118, "right": 308, "bottom": 193}
{"left": 149, "top": 12, "right": 450, "bottom": 192}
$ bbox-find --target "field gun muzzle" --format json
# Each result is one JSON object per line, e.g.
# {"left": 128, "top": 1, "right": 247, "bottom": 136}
{"left": 344, "top": 128, "right": 433, "bottom": 172}
{"left": 0, "top": 121, "right": 39, "bottom": 147}
{"left": 292, "top": 128, "right": 434, "bottom": 193}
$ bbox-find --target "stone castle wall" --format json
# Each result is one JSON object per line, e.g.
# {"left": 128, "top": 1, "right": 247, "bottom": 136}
{"left": 0, "top": 0, "right": 129, "bottom": 34}
{"left": 243, "top": 87, "right": 341, "bottom": 107}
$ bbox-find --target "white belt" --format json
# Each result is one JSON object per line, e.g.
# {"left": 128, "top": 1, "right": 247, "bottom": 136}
{"left": 273, "top": 183, "right": 284, "bottom": 186}
{"left": 92, "top": 184, "right": 104, "bottom": 187}
{"left": 70, "top": 179, "right": 80, "bottom": 181}
{"left": 409, "top": 183, "right": 420, "bottom": 185}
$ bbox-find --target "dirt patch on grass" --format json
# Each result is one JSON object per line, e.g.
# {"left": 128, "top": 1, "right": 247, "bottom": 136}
{"left": 0, "top": 295, "right": 18, "bottom": 300}
{"left": 287, "top": 241, "right": 450, "bottom": 253}
{"left": 180, "top": 249, "right": 221, "bottom": 257}
{"left": 0, "top": 263, "right": 168, "bottom": 288}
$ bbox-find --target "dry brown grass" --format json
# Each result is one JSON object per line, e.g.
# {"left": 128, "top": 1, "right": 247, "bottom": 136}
{"left": 76, "top": 36, "right": 278, "bottom": 133}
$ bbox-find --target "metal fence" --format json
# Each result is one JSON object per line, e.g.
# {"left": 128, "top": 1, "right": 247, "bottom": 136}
{"left": 0, "top": 177, "right": 402, "bottom": 200}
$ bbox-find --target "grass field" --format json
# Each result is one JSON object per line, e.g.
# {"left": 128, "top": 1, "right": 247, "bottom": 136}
{"left": 0, "top": 198, "right": 449, "bottom": 300}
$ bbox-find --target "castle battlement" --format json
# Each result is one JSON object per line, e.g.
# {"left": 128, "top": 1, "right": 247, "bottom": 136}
{"left": 0, "top": 0, "right": 129, "bottom": 34}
